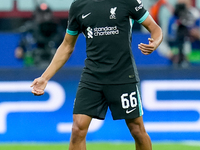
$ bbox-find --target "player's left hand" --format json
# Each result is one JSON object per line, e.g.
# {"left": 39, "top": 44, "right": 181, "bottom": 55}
{"left": 138, "top": 38, "right": 156, "bottom": 55}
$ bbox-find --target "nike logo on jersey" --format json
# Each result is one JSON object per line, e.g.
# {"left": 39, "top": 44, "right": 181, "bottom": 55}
{"left": 126, "top": 108, "right": 136, "bottom": 114}
{"left": 82, "top": 13, "right": 91, "bottom": 19}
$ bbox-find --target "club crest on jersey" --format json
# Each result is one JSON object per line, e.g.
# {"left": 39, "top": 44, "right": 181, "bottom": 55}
{"left": 110, "top": 7, "right": 117, "bottom": 19}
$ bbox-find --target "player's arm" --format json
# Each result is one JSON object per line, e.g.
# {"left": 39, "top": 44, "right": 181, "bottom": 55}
{"left": 139, "top": 15, "right": 163, "bottom": 55}
{"left": 31, "top": 33, "right": 78, "bottom": 96}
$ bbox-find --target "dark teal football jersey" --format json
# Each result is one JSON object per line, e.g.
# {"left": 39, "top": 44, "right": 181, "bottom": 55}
{"left": 67, "top": 0, "right": 149, "bottom": 84}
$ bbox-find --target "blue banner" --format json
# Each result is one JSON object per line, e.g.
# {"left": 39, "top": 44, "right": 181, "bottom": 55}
{"left": 0, "top": 68, "right": 200, "bottom": 142}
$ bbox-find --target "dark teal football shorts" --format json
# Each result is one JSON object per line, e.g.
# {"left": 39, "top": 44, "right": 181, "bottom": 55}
{"left": 73, "top": 81, "right": 143, "bottom": 120}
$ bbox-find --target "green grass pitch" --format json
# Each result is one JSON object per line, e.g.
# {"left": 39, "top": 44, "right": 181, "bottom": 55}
{"left": 0, "top": 142, "right": 200, "bottom": 150}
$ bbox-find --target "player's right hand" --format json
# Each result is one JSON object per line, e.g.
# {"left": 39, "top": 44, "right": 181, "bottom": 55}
{"left": 30, "top": 77, "right": 48, "bottom": 96}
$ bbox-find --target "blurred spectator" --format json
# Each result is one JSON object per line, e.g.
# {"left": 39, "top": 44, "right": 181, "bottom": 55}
{"left": 167, "top": 0, "right": 200, "bottom": 67}
{"left": 15, "top": 3, "right": 64, "bottom": 68}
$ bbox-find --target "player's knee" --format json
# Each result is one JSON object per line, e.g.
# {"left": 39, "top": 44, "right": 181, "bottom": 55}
{"left": 71, "top": 114, "right": 91, "bottom": 142}
{"left": 129, "top": 124, "right": 147, "bottom": 143}
{"left": 130, "top": 126, "right": 141, "bottom": 137}
{"left": 70, "top": 125, "right": 87, "bottom": 144}
{"left": 132, "top": 131, "right": 145, "bottom": 144}
{"left": 71, "top": 117, "right": 88, "bottom": 138}
{"left": 71, "top": 123, "right": 87, "bottom": 138}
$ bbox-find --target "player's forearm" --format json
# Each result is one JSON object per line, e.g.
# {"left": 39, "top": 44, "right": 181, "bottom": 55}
{"left": 41, "top": 42, "right": 74, "bottom": 81}
{"left": 150, "top": 25, "right": 163, "bottom": 50}
{"left": 142, "top": 15, "right": 163, "bottom": 50}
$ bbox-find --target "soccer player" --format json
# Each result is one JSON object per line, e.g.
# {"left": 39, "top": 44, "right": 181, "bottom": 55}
{"left": 31, "top": 0, "right": 163, "bottom": 149}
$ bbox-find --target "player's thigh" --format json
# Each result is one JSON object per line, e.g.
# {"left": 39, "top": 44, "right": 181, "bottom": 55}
{"left": 72, "top": 114, "right": 92, "bottom": 131}
{"left": 125, "top": 116, "right": 146, "bottom": 131}
{"left": 125, "top": 116, "right": 148, "bottom": 139}
{"left": 103, "top": 82, "right": 143, "bottom": 120}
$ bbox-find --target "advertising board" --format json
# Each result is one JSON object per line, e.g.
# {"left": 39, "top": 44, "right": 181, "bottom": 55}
{"left": 0, "top": 68, "right": 200, "bottom": 142}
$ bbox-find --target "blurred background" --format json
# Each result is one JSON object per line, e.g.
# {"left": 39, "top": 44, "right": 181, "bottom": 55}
{"left": 0, "top": 0, "right": 200, "bottom": 143}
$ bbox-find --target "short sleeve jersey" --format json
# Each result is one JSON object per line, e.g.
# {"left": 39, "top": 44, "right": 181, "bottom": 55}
{"left": 67, "top": 0, "right": 149, "bottom": 84}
